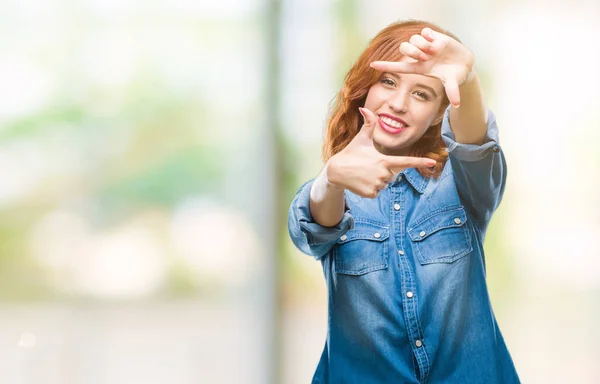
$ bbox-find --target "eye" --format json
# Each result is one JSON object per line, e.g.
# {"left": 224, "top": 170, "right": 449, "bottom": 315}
{"left": 380, "top": 77, "right": 396, "bottom": 87}
{"left": 413, "top": 91, "right": 431, "bottom": 101}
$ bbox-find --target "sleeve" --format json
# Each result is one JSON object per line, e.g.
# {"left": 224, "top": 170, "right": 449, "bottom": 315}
{"left": 287, "top": 179, "right": 355, "bottom": 260}
{"left": 441, "top": 106, "right": 507, "bottom": 228}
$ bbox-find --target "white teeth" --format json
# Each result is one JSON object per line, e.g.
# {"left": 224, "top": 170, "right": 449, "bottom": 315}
{"left": 381, "top": 116, "right": 405, "bottom": 128}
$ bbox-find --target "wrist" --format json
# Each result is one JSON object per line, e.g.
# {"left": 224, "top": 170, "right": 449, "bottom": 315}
{"left": 465, "top": 67, "right": 477, "bottom": 83}
{"left": 323, "top": 158, "right": 345, "bottom": 191}
{"left": 458, "top": 66, "right": 480, "bottom": 95}
{"left": 463, "top": 52, "right": 477, "bottom": 84}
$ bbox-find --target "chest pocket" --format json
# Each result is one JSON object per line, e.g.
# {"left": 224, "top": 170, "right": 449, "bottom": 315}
{"left": 334, "top": 220, "right": 389, "bottom": 275}
{"left": 407, "top": 206, "right": 472, "bottom": 265}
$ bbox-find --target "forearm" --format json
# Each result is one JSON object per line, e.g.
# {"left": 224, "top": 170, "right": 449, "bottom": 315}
{"left": 309, "top": 163, "right": 346, "bottom": 228}
{"left": 449, "top": 70, "right": 488, "bottom": 145}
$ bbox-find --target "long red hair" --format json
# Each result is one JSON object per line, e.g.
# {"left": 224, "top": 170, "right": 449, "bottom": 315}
{"left": 323, "top": 20, "right": 461, "bottom": 178}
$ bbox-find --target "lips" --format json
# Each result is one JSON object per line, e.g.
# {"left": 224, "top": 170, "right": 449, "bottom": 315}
{"left": 378, "top": 113, "right": 407, "bottom": 135}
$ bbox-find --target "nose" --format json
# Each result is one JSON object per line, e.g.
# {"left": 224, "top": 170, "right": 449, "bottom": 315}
{"left": 387, "top": 90, "right": 408, "bottom": 113}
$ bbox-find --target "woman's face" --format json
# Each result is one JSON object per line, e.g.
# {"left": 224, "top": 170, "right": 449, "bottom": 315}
{"left": 364, "top": 71, "right": 445, "bottom": 156}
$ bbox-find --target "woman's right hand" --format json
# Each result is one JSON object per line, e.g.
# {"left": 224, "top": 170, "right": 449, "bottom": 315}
{"left": 326, "top": 107, "right": 437, "bottom": 198}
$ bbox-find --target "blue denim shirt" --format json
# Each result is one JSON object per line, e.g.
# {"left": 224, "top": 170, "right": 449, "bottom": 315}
{"left": 288, "top": 107, "right": 520, "bottom": 383}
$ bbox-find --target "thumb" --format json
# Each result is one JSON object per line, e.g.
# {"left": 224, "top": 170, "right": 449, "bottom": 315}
{"left": 358, "top": 107, "right": 378, "bottom": 139}
{"left": 445, "top": 80, "right": 461, "bottom": 108}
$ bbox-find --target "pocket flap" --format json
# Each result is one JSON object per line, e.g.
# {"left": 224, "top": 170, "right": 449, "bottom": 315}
{"left": 407, "top": 206, "right": 467, "bottom": 242}
{"left": 336, "top": 220, "right": 389, "bottom": 243}
{"left": 334, "top": 219, "right": 389, "bottom": 275}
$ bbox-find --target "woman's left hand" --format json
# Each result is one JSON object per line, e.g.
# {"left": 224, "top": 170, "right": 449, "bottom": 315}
{"left": 370, "top": 27, "right": 474, "bottom": 107}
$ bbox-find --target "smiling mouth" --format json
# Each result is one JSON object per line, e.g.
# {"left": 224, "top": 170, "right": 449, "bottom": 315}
{"left": 380, "top": 116, "right": 406, "bottom": 128}
{"left": 378, "top": 114, "right": 407, "bottom": 135}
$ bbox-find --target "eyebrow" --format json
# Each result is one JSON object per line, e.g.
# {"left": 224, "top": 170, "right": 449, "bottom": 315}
{"left": 385, "top": 72, "right": 439, "bottom": 98}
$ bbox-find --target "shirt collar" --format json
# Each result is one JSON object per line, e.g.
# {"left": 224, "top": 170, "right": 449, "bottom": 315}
{"left": 400, "top": 168, "right": 429, "bottom": 194}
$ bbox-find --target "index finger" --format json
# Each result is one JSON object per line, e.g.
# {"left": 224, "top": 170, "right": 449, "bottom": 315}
{"left": 370, "top": 60, "right": 425, "bottom": 75}
{"left": 382, "top": 155, "right": 437, "bottom": 173}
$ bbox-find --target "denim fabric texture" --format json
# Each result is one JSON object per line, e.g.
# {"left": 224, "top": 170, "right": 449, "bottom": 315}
{"left": 288, "top": 107, "right": 520, "bottom": 384}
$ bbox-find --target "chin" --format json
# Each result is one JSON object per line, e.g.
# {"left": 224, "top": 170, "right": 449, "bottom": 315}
{"left": 374, "top": 140, "right": 409, "bottom": 156}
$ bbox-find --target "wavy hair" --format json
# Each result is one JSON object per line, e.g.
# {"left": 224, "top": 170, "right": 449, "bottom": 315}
{"left": 322, "top": 20, "right": 461, "bottom": 178}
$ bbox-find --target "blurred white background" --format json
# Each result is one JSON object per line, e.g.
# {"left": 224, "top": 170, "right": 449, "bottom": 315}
{"left": 0, "top": 0, "right": 598, "bottom": 383}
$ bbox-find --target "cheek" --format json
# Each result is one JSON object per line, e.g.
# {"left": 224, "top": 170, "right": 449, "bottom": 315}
{"left": 363, "top": 85, "right": 385, "bottom": 110}
{"left": 407, "top": 110, "right": 439, "bottom": 139}
{"left": 419, "top": 104, "right": 444, "bottom": 126}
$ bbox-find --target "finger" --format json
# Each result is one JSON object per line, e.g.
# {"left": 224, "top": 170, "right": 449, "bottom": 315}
{"left": 376, "top": 181, "right": 388, "bottom": 191}
{"left": 421, "top": 27, "right": 437, "bottom": 43}
{"left": 375, "top": 170, "right": 393, "bottom": 187}
{"left": 361, "top": 187, "right": 380, "bottom": 199}
{"left": 358, "top": 107, "right": 378, "bottom": 139}
{"left": 386, "top": 171, "right": 399, "bottom": 183}
{"left": 385, "top": 168, "right": 395, "bottom": 182}
{"left": 381, "top": 156, "right": 437, "bottom": 173}
{"left": 370, "top": 60, "right": 426, "bottom": 75}
{"left": 409, "top": 34, "right": 436, "bottom": 55}
{"left": 399, "top": 41, "right": 428, "bottom": 61}
{"left": 444, "top": 80, "right": 461, "bottom": 108}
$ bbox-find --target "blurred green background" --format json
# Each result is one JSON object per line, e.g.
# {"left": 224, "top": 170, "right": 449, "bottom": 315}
{"left": 0, "top": 0, "right": 599, "bottom": 383}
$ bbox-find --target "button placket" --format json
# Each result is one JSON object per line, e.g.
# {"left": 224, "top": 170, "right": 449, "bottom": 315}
{"left": 391, "top": 178, "right": 430, "bottom": 375}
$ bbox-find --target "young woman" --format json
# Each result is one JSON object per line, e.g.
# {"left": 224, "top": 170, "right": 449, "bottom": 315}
{"left": 287, "top": 19, "right": 520, "bottom": 383}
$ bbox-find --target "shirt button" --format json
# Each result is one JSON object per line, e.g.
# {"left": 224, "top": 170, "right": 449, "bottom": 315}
{"left": 406, "top": 291, "right": 414, "bottom": 298}
{"left": 454, "top": 218, "right": 461, "bottom": 224}
{"left": 340, "top": 235, "right": 347, "bottom": 241}
{"left": 493, "top": 146, "right": 500, "bottom": 153}
{"left": 393, "top": 203, "right": 401, "bottom": 211}
{"left": 419, "top": 230, "right": 426, "bottom": 237}
{"left": 397, "top": 250, "right": 405, "bottom": 256}
{"left": 397, "top": 175, "right": 403, "bottom": 182}
{"left": 373, "top": 232, "right": 381, "bottom": 239}
{"left": 415, "top": 339, "right": 423, "bottom": 348}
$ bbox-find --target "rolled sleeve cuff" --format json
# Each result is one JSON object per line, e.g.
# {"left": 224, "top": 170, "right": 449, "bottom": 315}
{"left": 295, "top": 180, "right": 354, "bottom": 246}
{"left": 441, "top": 107, "right": 502, "bottom": 162}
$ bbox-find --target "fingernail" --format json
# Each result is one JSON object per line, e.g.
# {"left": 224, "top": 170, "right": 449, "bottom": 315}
{"left": 358, "top": 107, "right": 366, "bottom": 119}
